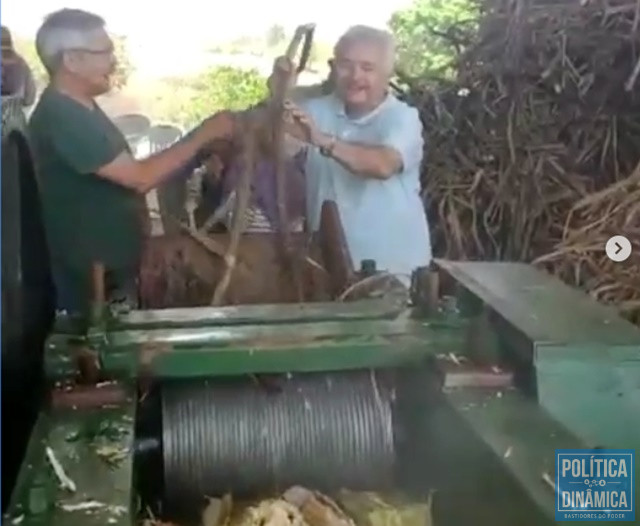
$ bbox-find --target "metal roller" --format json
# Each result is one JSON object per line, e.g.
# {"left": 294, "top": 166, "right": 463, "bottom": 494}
{"left": 162, "top": 371, "right": 396, "bottom": 506}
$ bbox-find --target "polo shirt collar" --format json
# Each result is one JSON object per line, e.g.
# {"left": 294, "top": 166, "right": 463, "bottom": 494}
{"left": 329, "top": 92, "right": 393, "bottom": 125}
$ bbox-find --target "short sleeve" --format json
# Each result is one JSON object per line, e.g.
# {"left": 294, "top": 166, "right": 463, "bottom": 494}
{"left": 378, "top": 104, "right": 424, "bottom": 172}
{"left": 47, "top": 103, "right": 124, "bottom": 174}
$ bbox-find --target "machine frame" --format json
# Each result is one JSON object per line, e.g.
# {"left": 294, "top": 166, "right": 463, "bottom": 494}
{"left": 4, "top": 259, "right": 639, "bottom": 526}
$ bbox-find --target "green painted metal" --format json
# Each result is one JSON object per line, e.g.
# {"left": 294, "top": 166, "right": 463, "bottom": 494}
{"left": 114, "top": 298, "right": 407, "bottom": 329}
{"left": 3, "top": 400, "right": 136, "bottom": 526}
{"left": 438, "top": 387, "right": 637, "bottom": 526}
{"left": 435, "top": 260, "right": 640, "bottom": 347}
{"left": 418, "top": 388, "right": 555, "bottom": 525}
{"left": 535, "top": 344, "right": 640, "bottom": 450}
{"left": 7, "top": 260, "right": 639, "bottom": 525}
{"left": 46, "top": 322, "right": 464, "bottom": 378}
{"left": 434, "top": 260, "right": 640, "bottom": 452}
{"left": 44, "top": 293, "right": 469, "bottom": 380}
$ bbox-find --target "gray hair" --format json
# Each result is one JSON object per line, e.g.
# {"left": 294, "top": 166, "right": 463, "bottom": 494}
{"left": 334, "top": 25, "right": 396, "bottom": 74}
{"left": 35, "top": 9, "right": 106, "bottom": 74}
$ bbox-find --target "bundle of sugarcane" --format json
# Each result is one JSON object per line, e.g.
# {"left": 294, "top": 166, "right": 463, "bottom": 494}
{"left": 406, "top": 0, "right": 640, "bottom": 321}
{"left": 138, "top": 30, "right": 316, "bottom": 308}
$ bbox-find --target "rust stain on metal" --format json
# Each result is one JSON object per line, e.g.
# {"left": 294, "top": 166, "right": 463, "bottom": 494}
{"left": 439, "top": 361, "right": 514, "bottom": 389}
{"left": 139, "top": 341, "right": 173, "bottom": 367}
{"left": 51, "top": 382, "right": 128, "bottom": 410}
{"left": 74, "top": 347, "right": 101, "bottom": 384}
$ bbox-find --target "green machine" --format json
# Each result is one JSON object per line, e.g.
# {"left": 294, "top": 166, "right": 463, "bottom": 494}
{"left": 2, "top": 92, "right": 639, "bottom": 526}
{"left": 4, "top": 256, "right": 640, "bottom": 526}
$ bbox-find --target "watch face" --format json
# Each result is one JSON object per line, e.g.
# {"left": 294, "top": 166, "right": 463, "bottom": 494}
{"left": 319, "top": 136, "right": 335, "bottom": 157}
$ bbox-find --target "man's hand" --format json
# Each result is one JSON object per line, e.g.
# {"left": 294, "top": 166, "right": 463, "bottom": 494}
{"left": 95, "top": 111, "right": 238, "bottom": 194}
{"left": 281, "top": 100, "right": 409, "bottom": 179}
{"left": 283, "top": 100, "right": 328, "bottom": 148}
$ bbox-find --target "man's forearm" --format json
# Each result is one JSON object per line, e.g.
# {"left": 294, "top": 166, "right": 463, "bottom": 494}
{"left": 316, "top": 133, "right": 401, "bottom": 179}
{"left": 136, "top": 132, "right": 206, "bottom": 192}
{"left": 170, "top": 134, "right": 216, "bottom": 179}
{"left": 96, "top": 113, "right": 235, "bottom": 193}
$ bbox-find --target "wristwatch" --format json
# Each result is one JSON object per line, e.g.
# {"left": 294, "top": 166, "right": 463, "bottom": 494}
{"left": 319, "top": 135, "right": 337, "bottom": 157}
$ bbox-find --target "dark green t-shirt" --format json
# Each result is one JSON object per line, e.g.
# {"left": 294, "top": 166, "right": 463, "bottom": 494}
{"left": 28, "top": 87, "right": 144, "bottom": 275}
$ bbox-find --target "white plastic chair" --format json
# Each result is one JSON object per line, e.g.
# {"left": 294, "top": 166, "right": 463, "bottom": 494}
{"left": 113, "top": 113, "right": 151, "bottom": 156}
{"left": 147, "top": 124, "right": 182, "bottom": 153}
{"left": 148, "top": 124, "right": 189, "bottom": 233}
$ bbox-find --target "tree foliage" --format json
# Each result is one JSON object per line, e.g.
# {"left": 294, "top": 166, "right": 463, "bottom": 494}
{"left": 389, "top": 0, "right": 479, "bottom": 79}
{"left": 153, "top": 66, "right": 267, "bottom": 128}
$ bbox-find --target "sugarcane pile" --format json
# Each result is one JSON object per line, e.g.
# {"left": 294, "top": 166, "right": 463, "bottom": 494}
{"left": 533, "top": 165, "right": 640, "bottom": 322}
{"left": 411, "top": 0, "right": 640, "bottom": 323}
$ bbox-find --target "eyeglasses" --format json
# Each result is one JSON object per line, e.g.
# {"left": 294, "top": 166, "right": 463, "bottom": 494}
{"left": 68, "top": 47, "right": 114, "bottom": 56}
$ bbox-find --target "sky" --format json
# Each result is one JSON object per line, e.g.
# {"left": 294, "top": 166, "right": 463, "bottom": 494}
{"left": 1, "top": 0, "right": 414, "bottom": 75}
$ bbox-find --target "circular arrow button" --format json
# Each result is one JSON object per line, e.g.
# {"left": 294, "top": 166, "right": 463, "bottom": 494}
{"left": 606, "top": 235, "right": 632, "bottom": 262}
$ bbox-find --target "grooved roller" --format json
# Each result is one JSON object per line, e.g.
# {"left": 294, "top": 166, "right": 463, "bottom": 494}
{"left": 162, "top": 371, "right": 396, "bottom": 505}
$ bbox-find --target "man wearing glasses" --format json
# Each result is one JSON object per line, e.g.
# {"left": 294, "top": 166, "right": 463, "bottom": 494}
{"left": 28, "top": 9, "right": 236, "bottom": 318}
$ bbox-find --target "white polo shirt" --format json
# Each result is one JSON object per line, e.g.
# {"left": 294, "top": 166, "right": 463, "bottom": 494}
{"left": 300, "top": 93, "right": 432, "bottom": 283}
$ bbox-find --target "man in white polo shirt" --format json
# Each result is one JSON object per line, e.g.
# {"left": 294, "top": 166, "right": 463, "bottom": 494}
{"left": 285, "top": 25, "right": 432, "bottom": 285}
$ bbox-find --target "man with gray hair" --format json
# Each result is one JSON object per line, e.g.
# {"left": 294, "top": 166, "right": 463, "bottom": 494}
{"left": 285, "top": 25, "right": 432, "bottom": 285}
{"left": 28, "top": 8, "right": 236, "bottom": 318}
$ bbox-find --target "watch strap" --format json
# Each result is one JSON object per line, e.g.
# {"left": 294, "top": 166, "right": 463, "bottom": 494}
{"left": 319, "top": 135, "right": 337, "bottom": 157}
